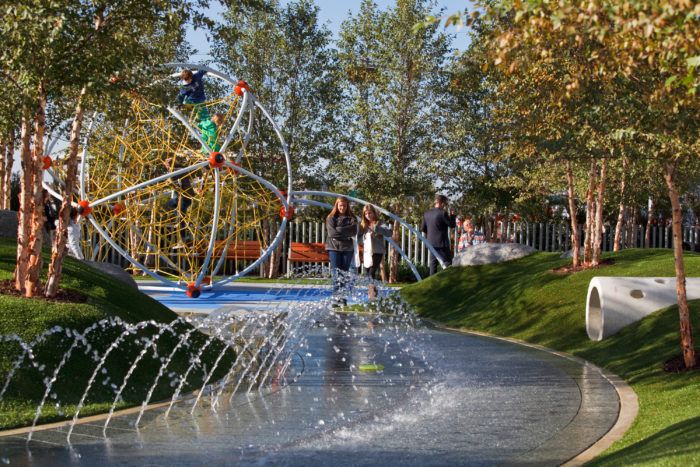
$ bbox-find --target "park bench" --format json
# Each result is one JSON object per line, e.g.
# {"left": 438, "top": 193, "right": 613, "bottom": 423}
{"left": 286, "top": 242, "right": 329, "bottom": 276}
{"left": 286, "top": 242, "right": 369, "bottom": 277}
{"left": 211, "top": 240, "right": 262, "bottom": 260}
{"left": 195, "top": 240, "right": 263, "bottom": 276}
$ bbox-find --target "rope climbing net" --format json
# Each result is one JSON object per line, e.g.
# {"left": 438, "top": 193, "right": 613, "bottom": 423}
{"left": 48, "top": 64, "right": 293, "bottom": 295}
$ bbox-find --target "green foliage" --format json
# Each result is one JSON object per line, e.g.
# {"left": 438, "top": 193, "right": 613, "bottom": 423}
{"left": 333, "top": 0, "right": 451, "bottom": 217}
{"left": 212, "top": 0, "right": 341, "bottom": 189}
{"left": 401, "top": 249, "right": 700, "bottom": 464}
{"left": 396, "top": 261, "right": 428, "bottom": 283}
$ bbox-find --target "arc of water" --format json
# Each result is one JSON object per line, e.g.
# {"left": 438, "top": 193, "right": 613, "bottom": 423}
{"left": 163, "top": 324, "right": 233, "bottom": 418}
{"left": 227, "top": 316, "right": 291, "bottom": 404}
{"left": 293, "top": 190, "right": 447, "bottom": 269}
{"left": 134, "top": 318, "right": 200, "bottom": 427}
{"left": 102, "top": 323, "right": 179, "bottom": 436}
{"left": 210, "top": 314, "right": 275, "bottom": 410}
{"left": 247, "top": 327, "right": 290, "bottom": 394}
{"left": 256, "top": 291, "right": 329, "bottom": 391}
{"left": 27, "top": 319, "right": 125, "bottom": 442}
{"left": 252, "top": 293, "right": 318, "bottom": 391}
{"left": 66, "top": 320, "right": 160, "bottom": 441}
{"left": 0, "top": 321, "right": 103, "bottom": 403}
{"left": 189, "top": 317, "right": 259, "bottom": 414}
{"left": 0, "top": 335, "right": 39, "bottom": 401}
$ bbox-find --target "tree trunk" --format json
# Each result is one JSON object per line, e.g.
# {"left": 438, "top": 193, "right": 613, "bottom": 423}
{"left": 591, "top": 158, "right": 607, "bottom": 266}
{"left": 664, "top": 162, "right": 695, "bottom": 369}
{"left": 267, "top": 230, "right": 283, "bottom": 279}
{"left": 4, "top": 134, "right": 15, "bottom": 210}
{"left": 613, "top": 157, "right": 627, "bottom": 252}
{"left": 46, "top": 87, "right": 86, "bottom": 297}
{"left": 261, "top": 219, "right": 271, "bottom": 277}
{"left": 388, "top": 218, "right": 400, "bottom": 283}
{"left": 583, "top": 160, "right": 597, "bottom": 264}
{"left": 0, "top": 139, "right": 6, "bottom": 210}
{"left": 625, "top": 207, "right": 636, "bottom": 249}
{"left": 14, "top": 115, "right": 33, "bottom": 294}
{"left": 644, "top": 197, "right": 656, "bottom": 248}
{"left": 25, "top": 84, "right": 48, "bottom": 297}
{"left": 565, "top": 161, "right": 580, "bottom": 267}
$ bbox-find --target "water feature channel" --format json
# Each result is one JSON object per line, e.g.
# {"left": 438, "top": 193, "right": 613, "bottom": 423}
{"left": 0, "top": 274, "right": 619, "bottom": 465}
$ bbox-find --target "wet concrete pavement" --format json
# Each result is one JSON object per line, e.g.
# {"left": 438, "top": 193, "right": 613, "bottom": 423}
{"left": 0, "top": 312, "right": 619, "bottom": 466}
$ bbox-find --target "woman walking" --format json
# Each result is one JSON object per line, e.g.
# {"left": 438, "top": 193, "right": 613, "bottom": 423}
{"left": 325, "top": 196, "right": 357, "bottom": 304}
{"left": 358, "top": 205, "right": 392, "bottom": 300}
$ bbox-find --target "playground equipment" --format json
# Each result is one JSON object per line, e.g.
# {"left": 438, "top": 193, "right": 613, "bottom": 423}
{"left": 43, "top": 65, "right": 439, "bottom": 295}
{"left": 585, "top": 276, "right": 700, "bottom": 340}
{"left": 45, "top": 64, "right": 292, "bottom": 295}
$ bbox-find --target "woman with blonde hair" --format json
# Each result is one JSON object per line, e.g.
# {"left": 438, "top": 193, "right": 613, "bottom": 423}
{"left": 325, "top": 196, "right": 357, "bottom": 301}
{"left": 358, "top": 204, "right": 392, "bottom": 300}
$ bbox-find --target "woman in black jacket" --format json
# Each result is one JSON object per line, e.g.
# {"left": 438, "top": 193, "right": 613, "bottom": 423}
{"left": 325, "top": 196, "right": 357, "bottom": 298}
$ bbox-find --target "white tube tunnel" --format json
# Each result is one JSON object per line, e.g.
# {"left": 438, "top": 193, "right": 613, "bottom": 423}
{"left": 586, "top": 277, "right": 700, "bottom": 341}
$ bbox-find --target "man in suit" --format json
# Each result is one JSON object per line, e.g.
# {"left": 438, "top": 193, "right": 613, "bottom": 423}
{"left": 421, "top": 194, "right": 457, "bottom": 276}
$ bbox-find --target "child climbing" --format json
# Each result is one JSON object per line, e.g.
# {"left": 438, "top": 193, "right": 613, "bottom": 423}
{"left": 178, "top": 69, "right": 209, "bottom": 122}
{"left": 199, "top": 113, "right": 224, "bottom": 154}
{"left": 178, "top": 69, "right": 207, "bottom": 106}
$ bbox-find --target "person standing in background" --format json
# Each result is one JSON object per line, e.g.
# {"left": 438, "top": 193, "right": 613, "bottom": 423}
{"left": 421, "top": 194, "right": 456, "bottom": 276}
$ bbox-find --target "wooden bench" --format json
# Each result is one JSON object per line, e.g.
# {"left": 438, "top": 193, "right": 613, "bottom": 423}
{"left": 197, "top": 240, "right": 262, "bottom": 260}
{"left": 287, "top": 242, "right": 329, "bottom": 276}
{"left": 213, "top": 240, "right": 262, "bottom": 260}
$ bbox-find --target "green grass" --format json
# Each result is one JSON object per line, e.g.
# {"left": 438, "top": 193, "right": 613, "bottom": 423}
{"left": 0, "top": 238, "right": 236, "bottom": 430}
{"left": 400, "top": 249, "right": 700, "bottom": 466}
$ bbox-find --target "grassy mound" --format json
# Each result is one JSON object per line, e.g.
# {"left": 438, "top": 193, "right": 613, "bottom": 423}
{"left": 0, "top": 238, "right": 235, "bottom": 430}
{"left": 401, "top": 249, "right": 700, "bottom": 466}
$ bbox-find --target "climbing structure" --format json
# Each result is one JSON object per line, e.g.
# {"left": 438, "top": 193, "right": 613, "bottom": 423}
{"left": 47, "top": 64, "right": 292, "bottom": 294}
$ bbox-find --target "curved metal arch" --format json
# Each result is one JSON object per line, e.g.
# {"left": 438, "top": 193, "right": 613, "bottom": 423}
{"left": 291, "top": 190, "right": 447, "bottom": 270}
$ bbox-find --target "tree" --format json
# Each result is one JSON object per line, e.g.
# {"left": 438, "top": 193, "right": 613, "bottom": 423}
{"left": 478, "top": 0, "right": 700, "bottom": 368}
{"left": 213, "top": 0, "right": 340, "bottom": 277}
{"left": 336, "top": 0, "right": 451, "bottom": 281}
{"left": 1, "top": 0, "right": 204, "bottom": 297}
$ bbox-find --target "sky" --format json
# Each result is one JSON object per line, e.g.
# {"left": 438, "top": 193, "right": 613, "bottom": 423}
{"left": 187, "top": 0, "right": 473, "bottom": 61}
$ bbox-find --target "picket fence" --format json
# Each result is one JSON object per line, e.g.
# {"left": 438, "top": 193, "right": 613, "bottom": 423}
{"left": 94, "top": 220, "right": 700, "bottom": 275}
{"left": 283, "top": 220, "right": 700, "bottom": 269}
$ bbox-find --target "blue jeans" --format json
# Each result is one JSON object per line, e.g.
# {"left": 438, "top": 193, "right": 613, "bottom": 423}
{"left": 328, "top": 250, "right": 354, "bottom": 293}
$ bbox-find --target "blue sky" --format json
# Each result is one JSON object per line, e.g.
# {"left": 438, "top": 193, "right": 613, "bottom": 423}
{"left": 187, "top": 0, "right": 472, "bottom": 60}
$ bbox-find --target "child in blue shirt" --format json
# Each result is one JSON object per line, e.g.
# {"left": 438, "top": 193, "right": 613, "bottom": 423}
{"left": 177, "top": 69, "right": 207, "bottom": 105}
{"left": 178, "top": 69, "right": 209, "bottom": 122}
